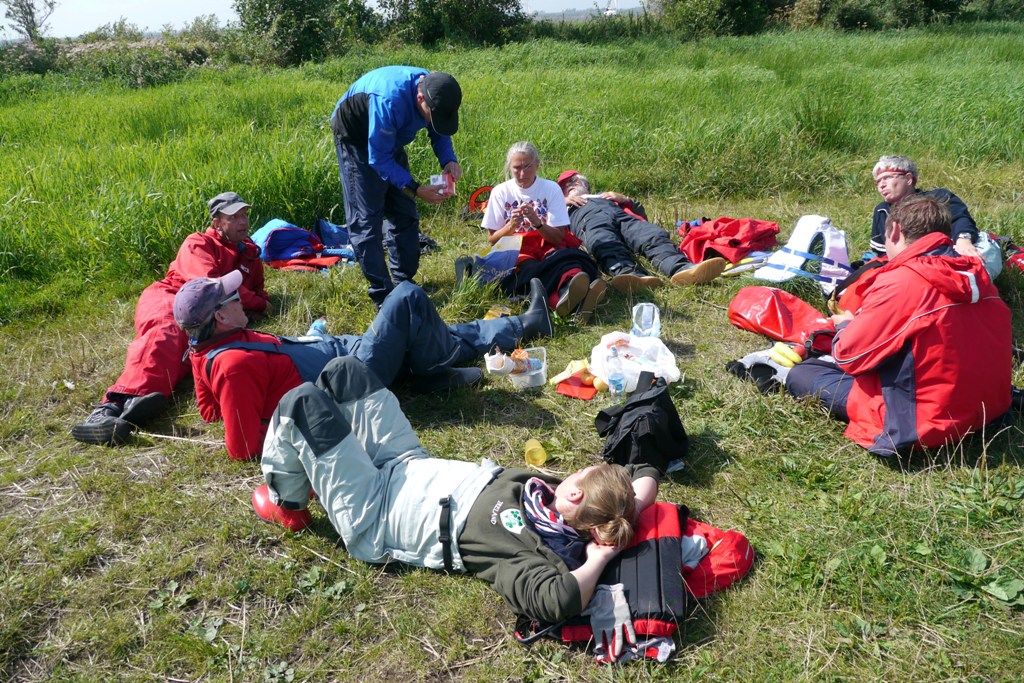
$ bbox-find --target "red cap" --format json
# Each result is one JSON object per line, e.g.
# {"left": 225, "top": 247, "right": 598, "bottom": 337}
{"left": 556, "top": 170, "right": 580, "bottom": 187}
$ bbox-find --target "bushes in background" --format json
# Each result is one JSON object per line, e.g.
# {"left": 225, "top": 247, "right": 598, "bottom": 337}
{"left": 233, "top": 0, "right": 379, "bottom": 66}
{"left": 1, "top": 0, "right": 1023, "bottom": 80}
{"left": 376, "top": 0, "right": 526, "bottom": 45}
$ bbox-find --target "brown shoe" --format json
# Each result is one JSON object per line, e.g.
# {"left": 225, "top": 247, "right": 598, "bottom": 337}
{"left": 574, "top": 279, "right": 607, "bottom": 324}
{"left": 670, "top": 257, "right": 727, "bottom": 286}
{"left": 555, "top": 272, "right": 590, "bottom": 317}
{"left": 611, "top": 272, "right": 663, "bottom": 293}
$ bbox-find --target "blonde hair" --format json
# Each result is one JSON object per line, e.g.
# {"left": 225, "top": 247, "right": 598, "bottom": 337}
{"left": 570, "top": 463, "right": 636, "bottom": 548}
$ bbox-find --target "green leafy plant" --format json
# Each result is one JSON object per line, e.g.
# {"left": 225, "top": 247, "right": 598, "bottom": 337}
{"left": 947, "top": 466, "right": 1024, "bottom": 525}
{"left": 263, "top": 661, "right": 296, "bottom": 682}
{"left": 148, "top": 580, "right": 194, "bottom": 610}
{"left": 948, "top": 547, "right": 1024, "bottom": 607}
{"left": 188, "top": 615, "right": 224, "bottom": 643}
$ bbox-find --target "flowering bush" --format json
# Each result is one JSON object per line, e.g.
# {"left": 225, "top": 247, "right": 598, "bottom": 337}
{"left": 55, "top": 40, "right": 195, "bottom": 88}
{"left": 0, "top": 39, "right": 58, "bottom": 75}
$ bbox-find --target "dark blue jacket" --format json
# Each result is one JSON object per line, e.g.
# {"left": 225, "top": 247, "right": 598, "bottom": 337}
{"left": 870, "top": 187, "right": 977, "bottom": 255}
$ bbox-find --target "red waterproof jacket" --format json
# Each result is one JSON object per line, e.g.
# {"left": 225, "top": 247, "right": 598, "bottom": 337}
{"left": 165, "top": 228, "right": 268, "bottom": 312}
{"left": 680, "top": 216, "right": 779, "bottom": 264}
{"left": 832, "top": 233, "right": 1011, "bottom": 454}
{"left": 191, "top": 329, "right": 302, "bottom": 461}
{"left": 106, "top": 228, "right": 268, "bottom": 399}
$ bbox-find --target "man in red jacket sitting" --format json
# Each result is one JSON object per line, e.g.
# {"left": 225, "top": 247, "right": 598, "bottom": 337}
{"left": 173, "top": 272, "right": 552, "bottom": 461}
{"left": 786, "top": 193, "right": 1012, "bottom": 456}
{"left": 72, "top": 191, "right": 270, "bottom": 446}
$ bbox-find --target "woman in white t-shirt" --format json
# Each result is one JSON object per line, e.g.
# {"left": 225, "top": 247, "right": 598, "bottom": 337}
{"left": 480, "top": 141, "right": 603, "bottom": 323}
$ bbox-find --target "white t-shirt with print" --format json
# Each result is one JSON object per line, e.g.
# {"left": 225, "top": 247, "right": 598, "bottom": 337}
{"left": 481, "top": 177, "right": 571, "bottom": 232}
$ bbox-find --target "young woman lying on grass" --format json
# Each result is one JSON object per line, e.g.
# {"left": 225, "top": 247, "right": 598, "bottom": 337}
{"left": 252, "top": 356, "right": 659, "bottom": 632}
{"left": 479, "top": 141, "right": 604, "bottom": 323}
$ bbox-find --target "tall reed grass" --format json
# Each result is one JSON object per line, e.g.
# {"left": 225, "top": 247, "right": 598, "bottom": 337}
{"left": 1, "top": 23, "right": 1022, "bottom": 323}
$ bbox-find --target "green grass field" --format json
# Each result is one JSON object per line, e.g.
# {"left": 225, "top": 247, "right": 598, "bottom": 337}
{"left": 1, "top": 23, "right": 1023, "bottom": 682}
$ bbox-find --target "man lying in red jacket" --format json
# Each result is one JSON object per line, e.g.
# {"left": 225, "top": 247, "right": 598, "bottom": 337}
{"left": 173, "top": 272, "right": 552, "bottom": 461}
{"left": 786, "top": 193, "right": 1011, "bottom": 456}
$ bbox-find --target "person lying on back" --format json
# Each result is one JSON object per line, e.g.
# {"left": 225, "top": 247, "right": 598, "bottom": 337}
{"left": 253, "top": 354, "right": 660, "bottom": 631}
{"left": 557, "top": 170, "right": 726, "bottom": 292}
{"left": 173, "top": 273, "right": 552, "bottom": 461}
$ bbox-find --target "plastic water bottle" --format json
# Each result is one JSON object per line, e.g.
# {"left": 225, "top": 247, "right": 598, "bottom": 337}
{"left": 631, "top": 302, "right": 661, "bottom": 338}
{"left": 606, "top": 347, "right": 626, "bottom": 401}
{"left": 307, "top": 317, "right": 328, "bottom": 336}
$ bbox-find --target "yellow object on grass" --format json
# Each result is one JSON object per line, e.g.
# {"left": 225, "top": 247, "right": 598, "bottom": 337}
{"left": 524, "top": 438, "right": 548, "bottom": 466}
{"left": 548, "top": 359, "right": 589, "bottom": 385}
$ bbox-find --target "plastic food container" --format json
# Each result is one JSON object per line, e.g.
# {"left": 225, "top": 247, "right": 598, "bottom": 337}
{"left": 509, "top": 347, "right": 547, "bottom": 389}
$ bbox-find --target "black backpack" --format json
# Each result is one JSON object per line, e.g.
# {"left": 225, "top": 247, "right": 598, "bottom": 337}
{"left": 594, "top": 376, "right": 688, "bottom": 474}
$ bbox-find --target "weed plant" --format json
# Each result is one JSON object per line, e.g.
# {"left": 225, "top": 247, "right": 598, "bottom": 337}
{"left": 0, "top": 24, "right": 1022, "bottom": 682}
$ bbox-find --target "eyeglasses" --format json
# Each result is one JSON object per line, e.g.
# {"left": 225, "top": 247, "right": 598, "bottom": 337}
{"left": 217, "top": 291, "right": 240, "bottom": 308}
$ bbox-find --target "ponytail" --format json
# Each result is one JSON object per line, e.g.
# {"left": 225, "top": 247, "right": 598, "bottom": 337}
{"left": 569, "top": 463, "right": 636, "bottom": 548}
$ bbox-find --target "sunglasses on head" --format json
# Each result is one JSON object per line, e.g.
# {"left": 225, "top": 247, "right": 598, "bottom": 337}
{"left": 217, "top": 290, "right": 240, "bottom": 308}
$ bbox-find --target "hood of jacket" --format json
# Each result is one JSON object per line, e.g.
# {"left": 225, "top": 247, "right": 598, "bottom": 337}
{"left": 885, "top": 232, "right": 993, "bottom": 304}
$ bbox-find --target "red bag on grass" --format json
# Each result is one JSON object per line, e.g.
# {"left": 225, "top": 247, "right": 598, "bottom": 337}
{"left": 682, "top": 519, "right": 755, "bottom": 599}
{"left": 514, "top": 504, "right": 755, "bottom": 661}
{"left": 728, "top": 286, "right": 836, "bottom": 354}
{"left": 680, "top": 217, "right": 779, "bottom": 264}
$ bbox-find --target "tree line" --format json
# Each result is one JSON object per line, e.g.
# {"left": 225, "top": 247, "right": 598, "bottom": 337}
{"left": 2, "top": 0, "right": 1023, "bottom": 75}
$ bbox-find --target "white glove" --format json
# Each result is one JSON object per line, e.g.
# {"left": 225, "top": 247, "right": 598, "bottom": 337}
{"left": 726, "top": 348, "right": 792, "bottom": 393}
{"left": 584, "top": 583, "right": 636, "bottom": 663}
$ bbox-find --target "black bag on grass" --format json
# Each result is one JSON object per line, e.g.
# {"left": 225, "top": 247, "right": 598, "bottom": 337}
{"left": 594, "top": 376, "right": 688, "bottom": 474}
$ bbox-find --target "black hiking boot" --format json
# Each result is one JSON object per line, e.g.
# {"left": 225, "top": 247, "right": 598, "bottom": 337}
{"left": 71, "top": 402, "right": 133, "bottom": 446}
{"left": 119, "top": 392, "right": 169, "bottom": 426}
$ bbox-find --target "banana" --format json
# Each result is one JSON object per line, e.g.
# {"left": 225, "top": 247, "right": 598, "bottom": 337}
{"left": 769, "top": 342, "right": 802, "bottom": 367}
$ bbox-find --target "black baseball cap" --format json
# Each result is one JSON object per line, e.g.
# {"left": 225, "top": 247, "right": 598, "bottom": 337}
{"left": 422, "top": 72, "right": 462, "bottom": 137}
{"left": 208, "top": 191, "right": 250, "bottom": 219}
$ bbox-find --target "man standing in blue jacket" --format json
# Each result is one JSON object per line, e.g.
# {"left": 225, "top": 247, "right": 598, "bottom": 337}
{"left": 331, "top": 66, "right": 463, "bottom": 306}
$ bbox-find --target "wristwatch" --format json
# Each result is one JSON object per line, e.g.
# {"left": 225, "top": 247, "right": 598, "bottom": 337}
{"left": 403, "top": 181, "right": 420, "bottom": 199}
{"left": 956, "top": 232, "right": 973, "bottom": 241}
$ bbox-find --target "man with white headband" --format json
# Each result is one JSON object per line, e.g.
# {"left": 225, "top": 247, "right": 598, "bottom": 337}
{"left": 870, "top": 154, "right": 979, "bottom": 258}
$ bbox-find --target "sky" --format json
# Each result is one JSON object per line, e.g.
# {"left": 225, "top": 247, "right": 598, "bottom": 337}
{"left": 1, "top": 1, "right": 644, "bottom": 40}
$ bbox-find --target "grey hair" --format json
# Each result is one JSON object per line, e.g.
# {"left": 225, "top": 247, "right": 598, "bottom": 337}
{"left": 563, "top": 173, "right": 591, "bottom": 196}
{"left": 872, "top": 155, "right": 918, "bottom": 182}
{"left": 503, "top": 141, "right": 541, "bottom": 179}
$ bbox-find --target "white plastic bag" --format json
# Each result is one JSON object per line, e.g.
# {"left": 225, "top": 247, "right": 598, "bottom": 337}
{"left": 589, "top": 332, "right": 680, "bottom": 393}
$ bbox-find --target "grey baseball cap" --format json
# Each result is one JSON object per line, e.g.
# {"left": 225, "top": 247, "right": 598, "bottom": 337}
{"left": 173, "top": 270, "right": 244, "bottom": 329}
{"left": 208, "top": 192, "right": 251, "bottom": 219}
